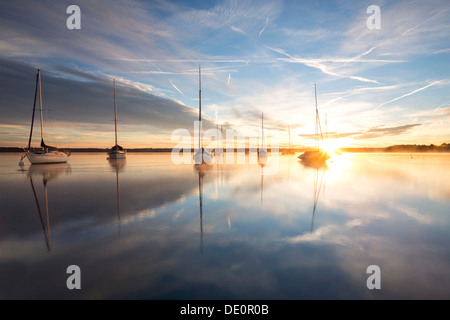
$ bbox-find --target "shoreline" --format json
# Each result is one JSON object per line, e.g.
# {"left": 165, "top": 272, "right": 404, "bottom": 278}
{"left": 1, "top": 147, "right": 450, "bottom": 154}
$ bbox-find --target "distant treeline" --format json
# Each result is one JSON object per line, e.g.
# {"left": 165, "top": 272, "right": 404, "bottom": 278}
{"left": 341, "top": 143, "right": 450, "bottom": 153}
{"left": 1, "top": 143, "right": 449, "bottom": 153}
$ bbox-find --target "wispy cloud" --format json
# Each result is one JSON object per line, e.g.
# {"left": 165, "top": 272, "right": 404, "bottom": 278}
{"left": 266, "top": 46, "right": 385, "bottom": 84}
{"left": 381, "top": 81, "right": 443, "bottom": 107}
{"left": 230, "top": 26, "right": 247, "bottom": 36}
{"left": 299, "top": 124, "right": 421, "bottom": 141}
{"left": 433, "top": 100, "right": 450, "bottom": 114}
{"left": 341, "top": 1, "right": 450, "bottom": 58}
{"left": 359, "top": 124, "right": 422, "bottom": 139}
{"left": 433, "top": 48, "right": 450, "bottom": 54}
{"left": 256, "top": 17, "right": 269, "bottom": 42}
{"left": 165, "top": 0, "right": 282, "bottom": 39}
{"left": 169, "top": 80, "right": 184, "bottom": 95}
{"left": 356, "top": 80, "right": 444, "bottom": 120}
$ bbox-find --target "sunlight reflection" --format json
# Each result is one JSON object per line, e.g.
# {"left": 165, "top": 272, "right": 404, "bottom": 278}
{"left": 326, "top": 152, "right": 353, "bottom": 171}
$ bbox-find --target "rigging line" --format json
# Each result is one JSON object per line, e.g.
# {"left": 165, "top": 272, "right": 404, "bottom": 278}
{"left": 46, "top": 107, "right": 58, "bottom": 147}
{"left": 40, "top": 76, "right": 58, "bottom": 148}
{"left": 38, "top": 70, "right": 44, "bottom": 144}
{"left": 27, "top": 72, "right": 39, "bottom": 149}
{"left": 40, "top": 72, "right": 61, "bottom": 148}
{"left": 316, "top": 108, "right": 324, "bottom": 144}
{"left": 39, "top": 71, "right": 49, "bottom": 146}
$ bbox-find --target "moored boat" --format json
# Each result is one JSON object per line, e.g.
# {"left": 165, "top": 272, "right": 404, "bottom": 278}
{"left": 23, "top": 69, "right": 70, "bottom": 165}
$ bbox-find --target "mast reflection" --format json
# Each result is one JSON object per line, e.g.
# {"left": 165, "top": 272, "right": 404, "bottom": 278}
{"left": 194, "top": 163, "right": 212, "bottom": 254}
{"left": 27, "top": 163, "right": 71, "bottom": 252}
{"left": 259, "top": 161, "right": 265, "bottom": 205}
{"left": 109, "top": 158, "right": 126, "bottom": 234}
{"left": 300, "top": 159, "right": 328, "bottom": 232}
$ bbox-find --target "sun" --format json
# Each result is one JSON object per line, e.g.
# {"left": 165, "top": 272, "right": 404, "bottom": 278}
{"left": 323, "top": 140, "right": 341, "bottom": 155}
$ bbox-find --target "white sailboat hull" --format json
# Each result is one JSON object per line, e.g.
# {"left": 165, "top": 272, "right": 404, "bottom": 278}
{"left": 258, "top": 149, "right": 268, "bottom": 166}
{"left": 298, "top": 150, "right": 330, "bottom": 161}
{"left": 258, "top": 149, "right": 267, "bottom": 158}
{"left": 108, "top": 151, "right": 126, "bottom": 159}
{"left": 27, "top": 151, "right": 69, "bottom": 164}
{"left": 194, "top": 149, "right": 214, "bottom": 165}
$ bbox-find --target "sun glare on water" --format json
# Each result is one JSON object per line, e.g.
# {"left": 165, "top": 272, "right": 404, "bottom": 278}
{"left": 323, "top": 140, "right": 341, "bottom": 155}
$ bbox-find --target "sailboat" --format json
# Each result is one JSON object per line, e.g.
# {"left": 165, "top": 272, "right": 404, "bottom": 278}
{"left": 258, "top": 112, "right": 268, "bottom": 161}
{"left": 194, "top": 66, "right": 214, "bottom": 165}
{"left": 281, "top": 124, "right": 296, "bottom": 155}
{"left": 298, "top": 84, "right": 331, "bottom": 163}
{"left": 108, "top": 80, "right": 126, "bottom": 159}
{"left": 23, "top": 69, "right": 71, "bottom": 164}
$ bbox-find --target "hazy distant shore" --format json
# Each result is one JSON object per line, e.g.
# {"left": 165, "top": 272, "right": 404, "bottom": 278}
{"left": 1, "top": 143, "right": 449, "bottom": 153}
{"left": 340, "top": 143, "right": 450, "bottom": 153}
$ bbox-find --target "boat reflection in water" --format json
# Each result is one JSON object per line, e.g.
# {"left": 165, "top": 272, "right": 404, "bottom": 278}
{"left": 299, "top": 159, "right": 327, "bottom": 232}
{"left": 109, "top": 158, "right": 127, "bottom": 233}
{"left": 27, "top": 163, "right": 71, "bottom": 252}
{"left": 194, "top": 163, "right": 213, "bottom": 254}
{"left": 259, "top": 158, "right": 265, "bottom": 205}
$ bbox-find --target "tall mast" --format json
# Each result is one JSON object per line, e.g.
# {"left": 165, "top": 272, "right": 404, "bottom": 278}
{"left": 198, "top": 66, "right": 202, "bottom": 124}
{"left": 220, "top": 125, "right": 223, "bottom": 152}
{"left": 261, "top": 112, "right": 264, "bottom": 149}
{"left": 198, "top": 66, "right": 203, "bottom": 163}
{"left": 38, "top": 69, "right": 44, "bottom": 146}
{"left": 28, "top": 70, "right": 39, "bottom": 149}
{"left": 114, "top": 79, "right": 118, "bottom": 146}
{"left": 313, "top": 83, "right": 324, "bottom": 151}
{"left": 314, "top": 84, "right": 318, "bottom": 151}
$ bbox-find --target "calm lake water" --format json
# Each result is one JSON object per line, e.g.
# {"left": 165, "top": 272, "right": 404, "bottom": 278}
{"left": 0, "top": 152, "right": 449, "bottom": 299}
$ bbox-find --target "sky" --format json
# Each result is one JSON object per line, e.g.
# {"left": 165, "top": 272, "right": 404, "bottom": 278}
{"left": 0, "top": 0, "right": 449, "bottom": 148}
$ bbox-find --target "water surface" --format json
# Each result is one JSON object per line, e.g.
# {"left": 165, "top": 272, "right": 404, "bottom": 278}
{"left": 0, "top": 152, "right": 449, "bottom": 299}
